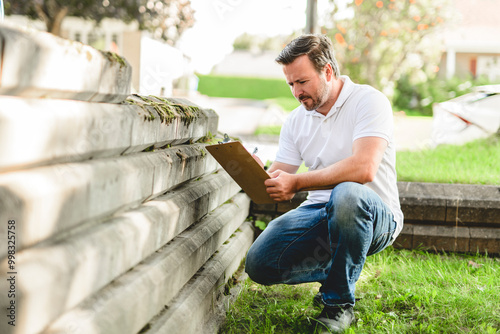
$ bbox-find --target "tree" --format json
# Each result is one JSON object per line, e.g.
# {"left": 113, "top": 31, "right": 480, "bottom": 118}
{"left": 325, "top": 0, "right": 454, "bottom": 96}
{"left": 4, "top": 0, "right": 195, "bottom": 45}
{"left": 233, "top": 33, "right": 299, "bottom": 53}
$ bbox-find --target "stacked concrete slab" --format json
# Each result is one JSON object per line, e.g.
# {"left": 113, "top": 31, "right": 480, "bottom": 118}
{"left": 251, "top": 183, "right": 500, "bottom": 255}
{"left": 0, "top": 25, "right": 252, "bottom": 334}
{"left": 395, "top": 182, "right": 500, "bottom": 254}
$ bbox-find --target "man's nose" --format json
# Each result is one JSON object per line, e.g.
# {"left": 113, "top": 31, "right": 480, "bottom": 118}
{"left": 292, "top": 86, "right": 302, "bottom": 98}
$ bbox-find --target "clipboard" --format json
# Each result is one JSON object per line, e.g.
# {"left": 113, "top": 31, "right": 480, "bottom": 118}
{"left": 206, "top": 141, "right": 276, "bottom": 204}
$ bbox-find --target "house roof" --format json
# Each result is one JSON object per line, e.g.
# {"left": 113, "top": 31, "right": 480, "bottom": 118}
{"left": 444, "top": 0, "right": 500, "bottom": 52}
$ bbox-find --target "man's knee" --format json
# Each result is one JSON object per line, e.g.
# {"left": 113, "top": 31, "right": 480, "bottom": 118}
{"left": 329, "top": 182, "right": 367, "bottom": 218}
{"left": 244, "top": 245, "right": 260, "bottom": 281}
{"left": 245, "top": 243, "right": 276, "bottom": 285}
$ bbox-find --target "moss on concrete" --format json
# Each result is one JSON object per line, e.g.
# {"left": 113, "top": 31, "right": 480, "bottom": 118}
{"left": 149, "top": 95, "right": 201, "bottom": 126}
{"left": 124, "top": 94, "right": 202, "bottom": 126}
{"left": 124, "top": 97, "right": 156, "bottom": 121}
{"left": 100, "top": 51, "right": 128, "bottom": 68}
{"left": 137, "top": 95, "right": 176, "bottom": 124}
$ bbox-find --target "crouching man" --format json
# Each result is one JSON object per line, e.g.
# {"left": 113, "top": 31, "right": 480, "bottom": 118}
{"left": 245, "top": 34, "right": 404, "bottom": 333}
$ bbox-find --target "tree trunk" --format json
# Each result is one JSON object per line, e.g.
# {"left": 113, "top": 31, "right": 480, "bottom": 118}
{"left": 49, "top": 6, "right": 68, "bottom": 36}
{"left": 34, "top": 1, "right": 68, "bottom": 37}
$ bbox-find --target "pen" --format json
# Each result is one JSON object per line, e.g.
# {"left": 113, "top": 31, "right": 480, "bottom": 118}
{"left": 252, "top": 147, "right": 258, "bottom": 155}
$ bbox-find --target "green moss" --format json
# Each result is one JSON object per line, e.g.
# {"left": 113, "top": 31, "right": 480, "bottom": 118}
{"left": 143, "top": 145, "right": 155, "bottom": 152}
{"left": 124, "top": 95, "right": 202, "bottom": 126}
{"left": 100, "top": 51, "right": 127, "bottom": 68}
{"left": 149, "top": 95, "right": 201, "bottom": 126}
{"left": 138, "top": 95, "right": 176, "bottom": 124}
{"left": 124, "top": 97, "right": 156, "bottom": 121}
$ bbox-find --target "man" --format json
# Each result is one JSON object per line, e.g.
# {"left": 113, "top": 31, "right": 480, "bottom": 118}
{"left": 245, "top": 34, "right": 404, "bottom": 333}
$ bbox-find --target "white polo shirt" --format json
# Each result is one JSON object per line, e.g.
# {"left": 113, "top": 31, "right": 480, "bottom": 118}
{"left": 276, "top": 76, "right": 404, "bottom": 239}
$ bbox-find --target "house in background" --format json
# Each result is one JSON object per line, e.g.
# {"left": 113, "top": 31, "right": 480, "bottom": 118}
{"left": 439, "top": 0, "right": 500, "bottom": 81}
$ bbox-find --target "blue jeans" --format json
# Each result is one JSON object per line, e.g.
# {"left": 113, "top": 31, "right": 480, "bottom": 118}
{"left": 245, "top": 182, "right": 396, "bottom": 308}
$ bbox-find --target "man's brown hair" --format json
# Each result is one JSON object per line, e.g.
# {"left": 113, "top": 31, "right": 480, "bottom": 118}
{"left": 275, "top": 34, "right": 340, "bottom": 77}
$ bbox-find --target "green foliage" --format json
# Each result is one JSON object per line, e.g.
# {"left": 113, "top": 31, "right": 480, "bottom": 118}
{"left": 397, "top": 134, "right": 500, "bottom": 185}
{"left": 268, "top": 97, "right": 300, "bottom": 112}
{"left": 254, "top": 220, "right": 267, "bottom": 231}
{"left": 233, "top": 33, "right": 255, "bottom": 51}
{"left": 197, "top": 74, "right": 294, "bottom": 100}
{"left": 254, "top": 125, "right": 282, "bottom": 136}
{"left": 233, "top": 33, "right": 289, "bottom": 52}
{"left": 393, "top": 75, "right": 494, "bottom": 116}
{"left": 4, "top": 0, "right": 194, "bottom": 43}
{"left": 222, "top": 248, "right": 500, "bottom": 333}
{"left": 326, "top": 0, "right": 453, "bottom": 94}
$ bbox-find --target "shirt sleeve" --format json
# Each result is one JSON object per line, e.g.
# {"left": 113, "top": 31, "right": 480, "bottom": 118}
{"left": 352, "top": 89, "right": 393, "bottom": 143}
{"left": 275, "top": 111, "right": 303, "bottom": 166}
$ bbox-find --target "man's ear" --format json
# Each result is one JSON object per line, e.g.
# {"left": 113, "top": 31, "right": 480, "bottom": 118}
{"left": 324, "top": 63, "right": 333, "bottom": 81}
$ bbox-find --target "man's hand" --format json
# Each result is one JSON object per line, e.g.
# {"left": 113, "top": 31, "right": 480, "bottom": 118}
{"left": 264, "top": 170, "right": 297, "bottom": 201}
{"left": 252, "top": 154, "right": 265, "bottom": 169}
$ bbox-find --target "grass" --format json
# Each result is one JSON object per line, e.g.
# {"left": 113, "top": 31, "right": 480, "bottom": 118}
{"left": 267, "top": 97, "right": 300, "bottom": 112}
{"left": 197, "top": 74, "right": 294, "bottom": 100}
{"left": 254, "top": 125, "right": 283, "bottom": 136}
{"left": 396, "top": 134, "right": 500, "bottom": 185}
{"left": 220, "top": 248, "right": 500, "bottom": 333}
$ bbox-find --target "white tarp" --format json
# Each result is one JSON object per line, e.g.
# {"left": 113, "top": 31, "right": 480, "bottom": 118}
{"left": 432, "top": 85, "right": 500, "bottom": 146}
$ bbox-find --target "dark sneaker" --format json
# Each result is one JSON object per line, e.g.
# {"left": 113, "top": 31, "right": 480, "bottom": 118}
{"left": 316, "top": 305, "right": 355, "bottom": 333}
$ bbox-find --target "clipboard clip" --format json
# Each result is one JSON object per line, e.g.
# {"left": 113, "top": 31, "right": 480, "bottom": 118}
{"left": 218, "top": 133, "right": 231, "bottom": 144}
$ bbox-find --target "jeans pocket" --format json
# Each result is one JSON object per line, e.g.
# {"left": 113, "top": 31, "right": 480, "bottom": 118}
{"left": 367, "top": 224, "right": 396, "bottom": 256}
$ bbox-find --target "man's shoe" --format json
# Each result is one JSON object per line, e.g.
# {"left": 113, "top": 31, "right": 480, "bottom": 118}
{"left": 316, "top": 305, "right": 354, "bottom": 333}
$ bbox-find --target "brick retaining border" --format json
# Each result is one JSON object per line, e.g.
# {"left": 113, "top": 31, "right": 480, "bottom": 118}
{"left": 250, "top": 182, "right": 500, "bottom": 255}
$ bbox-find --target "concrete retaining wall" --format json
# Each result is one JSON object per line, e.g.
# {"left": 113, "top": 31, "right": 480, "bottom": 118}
{"left": 395, "top": 182, "right": 500, "bottom": 254}
{"left": 0, "top": 25, "right": 252, "bottom": 334}
{"left": 250, "top": 182, "right": 500, "bottom": 255}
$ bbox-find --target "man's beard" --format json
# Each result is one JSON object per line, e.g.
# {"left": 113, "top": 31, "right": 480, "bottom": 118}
{"left": 298, "top": 79, "right": 329, "bottom": 111}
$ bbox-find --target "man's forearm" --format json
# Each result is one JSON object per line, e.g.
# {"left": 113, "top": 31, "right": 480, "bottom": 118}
{"left": 294, "top": 155, "right": 375, "bottom": 192}
{"left": 294, "top": 137, "right": 387, "bottom": 191}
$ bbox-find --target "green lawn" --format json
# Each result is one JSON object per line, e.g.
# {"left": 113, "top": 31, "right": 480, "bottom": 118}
{"left": 220, "top": 248, "right": 500, "bottom": 333}
{"left": 197, "top": 74, "right": 293, "bottom": 100}
{"left": 396, "top": 135, "right": 500, "bottom": 185}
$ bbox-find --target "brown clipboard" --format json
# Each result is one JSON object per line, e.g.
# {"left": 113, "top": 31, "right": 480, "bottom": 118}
{"left": 206, "top": 141, "right": 276, "bottom": 204}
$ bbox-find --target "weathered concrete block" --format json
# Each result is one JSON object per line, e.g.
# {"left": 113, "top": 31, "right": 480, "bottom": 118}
{"left": 150, "top": 145, "right": 219, "bottom": 198}
{"left": 412, "top": 225, "right": 470, "bottom": 253}
{"left": 143, "top": 222, "right": 254, "bottom": 334}
{"left": 0, "top": 96, "right": 136, "bottom": 171}
{"left": 469, "top": 227, "right": 500, "bottom": 254}
{"left": 123, "top": 95, "right": 218, "bottom": 153}
{"left": 393, "top": 224, "right": 414, "bottom": 250}
{"left": 42, "top": 193, "right": 251, "bottom": 334}
{"left": 443, "top": 184, "right": 500, "bottom": 225}
{"left": 0, "top": 172, "right": 241, "bottom": 334}
{"left": 0, "top": 144, "right": 218, "bottom": 255}
{"left": 398, "top": 182, "right": 447, "bottom": 223}
{"left": 0, "top": 96, "right": 218, "bottom": 172}
{"left": 0, "top": 25, "right": 131, "bottom": 103}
